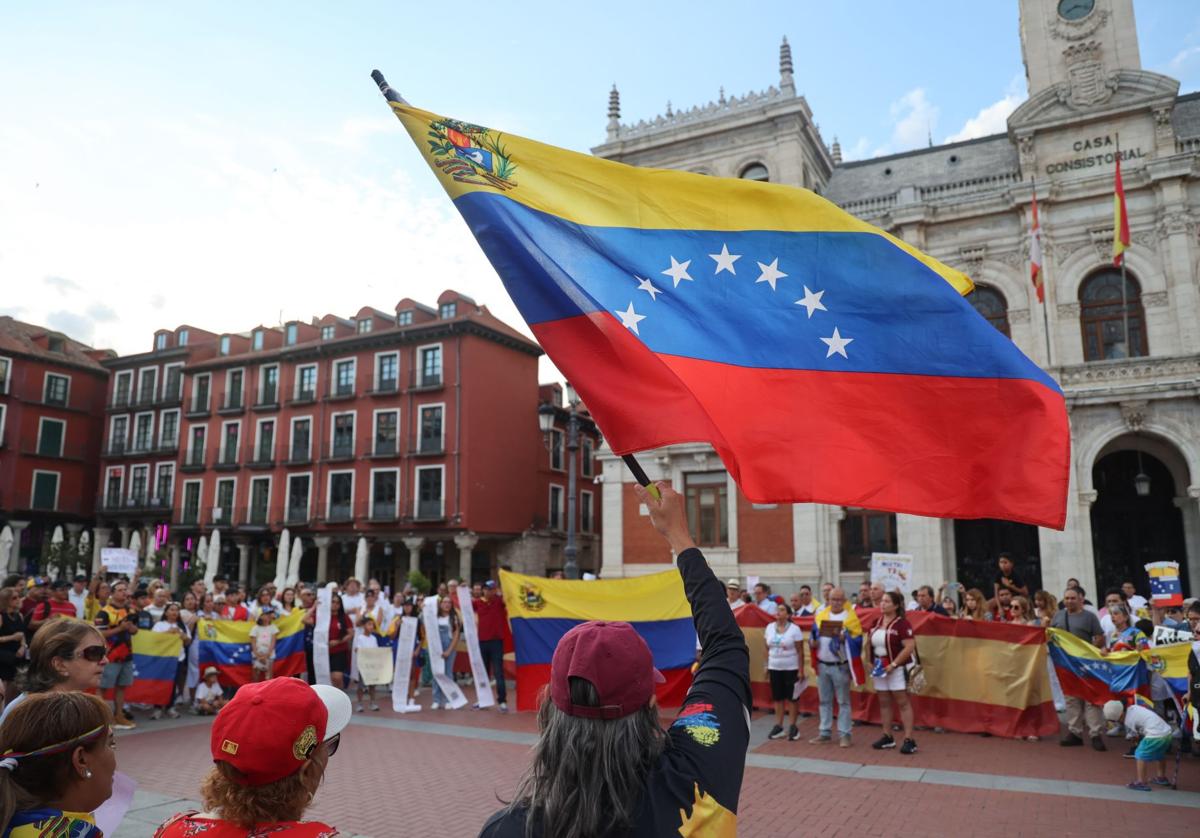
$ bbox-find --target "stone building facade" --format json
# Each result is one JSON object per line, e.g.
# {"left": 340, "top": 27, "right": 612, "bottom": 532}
{"left": 593, "top": 0, "right": 1200, "bottom": 601}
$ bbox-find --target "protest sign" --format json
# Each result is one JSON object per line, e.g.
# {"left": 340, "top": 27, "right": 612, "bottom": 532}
{"left": 1153, "top": 624, "right": 1193, "bottom": 646}
{"left": 101, "top": 548, "right": 139, "bottom": 576}
{"left": 355, "top": 646, "right": 394, "bottom": 686}
{"left": 870, "top": 553, "right": 913, "bottom": 593}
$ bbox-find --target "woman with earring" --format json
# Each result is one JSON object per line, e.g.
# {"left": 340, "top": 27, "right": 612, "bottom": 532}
{"left": 0, "top": 620, "right": 108, "bottom": 724}
{"left": 0, "top": 691, "right": 118, "bottom": 837}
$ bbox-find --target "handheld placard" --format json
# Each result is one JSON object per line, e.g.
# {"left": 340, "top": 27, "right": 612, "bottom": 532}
{"left": 621, "top": 454, "right": 661, "bottom": 500}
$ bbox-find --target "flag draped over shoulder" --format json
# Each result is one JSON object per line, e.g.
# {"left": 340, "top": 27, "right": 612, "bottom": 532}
{"left": 810, "top": 607, "right": 866, "bottom": 685}
{"left": 197, "top": 610, "right": 306, "bottom": 687}
{"left": 104, "top": 630, "right": 180, "bottom": 706}
{"left": 382, "top": 95, "right": 1069, "bottom": 528}
{"left": 499, "top": 569, "right": 694, "bottom": 712}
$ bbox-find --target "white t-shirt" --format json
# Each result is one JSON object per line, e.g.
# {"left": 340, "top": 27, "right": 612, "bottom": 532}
{"left": 249, "top": 623, "right": 279, "bottom": 659}
{"left": 340, "top": 592, "right": 365, "bottom": 618}
{"left": 194, "top": 681, "right": 223, "bottom": 704}
{"left": 153, "top": 621, "right": 187, "bottom": 661}
{"left": 765, "top": 622, "right": 803, "bottom": 671}
{"left": 353, "top": 632, "right": 379, "bottom": 651}
{"left": 1123, "top": 704, "right": 1171, "bottom": 738}
{"left": 871, "top": 627, "right": 888, "bottom": 659}
{"left": 69, "top": 589, "right": 88, "bottom": 619}
{"left": 756, "top": 598, "right": 778, "bottom": 616}
{"left": 816, "top": 610, "right": 849, "bottom": 662}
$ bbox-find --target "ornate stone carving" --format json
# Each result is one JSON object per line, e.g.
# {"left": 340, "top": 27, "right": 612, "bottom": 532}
{"left": 1055, "top": 41, "right": 1119, "bottom": 110}
{"left": 1017, "top": 133, "right": 1036, "bottom": 171}
{"left": 1156, "top": 210, "right": 1197, "bottom": 240}
{"left": 997, "top": 248, "right": 1027, "bottom": 269}
{"left": 1153, "top": 105, "right": 1175, "bottom": 145}
{"left": 1009, "top": 308, "right": 1031, "bottom": 325}
{"left": 1142, "top": 290, "right": 1168, "bottom": 309}
{"left": 1049, "top": 8, "right": 1110, "bottom": 41}
{"left": 1089, "top": 227, "right": 1116, "bottom": 262}
{"left": 1057, "top": 302, "right": 1081, "bottom": 319}
{"left": 1120, "top": 400, "right": 1149, "bottom": 432}
{"left": 1131, "top": 230, "right": 1158, "bottom": 250}
{"left": 1058, "top": 354, "right": 1200, "bottom": 388}
{"left": 958, "top": 244, "right": 987, "bottom": 278}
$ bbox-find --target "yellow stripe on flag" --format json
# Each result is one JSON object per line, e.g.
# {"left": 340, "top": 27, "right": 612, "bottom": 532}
{"left": 500, "top": 569, "right": 691, "bottom": 622}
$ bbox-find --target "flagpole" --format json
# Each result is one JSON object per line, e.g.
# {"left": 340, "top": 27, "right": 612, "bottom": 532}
{"left": 1032, "top": 178, "right": 1053, "bottom": 368}
{"left": 1115, "top": 133, "right": 1131, "bottom": 359}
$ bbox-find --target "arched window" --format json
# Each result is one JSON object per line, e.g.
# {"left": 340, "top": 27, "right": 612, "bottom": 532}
{"left": 1079, "top": 269, "right": 1146, "bottom": 361}
{"left": 739, "top": 162, "right": 769, "bottom": 182}
{"left": 966, "top": 284, "right": 1010, "bottom": 337}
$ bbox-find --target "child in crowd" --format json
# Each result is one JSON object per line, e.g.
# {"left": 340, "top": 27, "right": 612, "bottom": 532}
{"left": 1104, "top": 700, "right": 1173, "bottom": 791}
{"left": 248, "top": 607, "right": 279, "bottom": 682}
{"left": 193, "top": 666, "right": 227, "bottom": 715}
{"left": 354, "top": 616, "right": 381, "bottom": 712}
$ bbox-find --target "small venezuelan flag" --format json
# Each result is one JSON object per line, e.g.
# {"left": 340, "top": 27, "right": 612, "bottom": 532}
{"left": 104, "top": 630, "right": 180, "bottom": 706}
{"left": 197, "top": 610, "right": 306, "bottom": 687}
{"left": 499, "top": 569, "right": 695, "bottom": 712}
{"left": 1146, "top": 561, "right": 1184, "bottom": 607}
{"left": 1047, "top": 628, "right": 1148, "bottom": 705}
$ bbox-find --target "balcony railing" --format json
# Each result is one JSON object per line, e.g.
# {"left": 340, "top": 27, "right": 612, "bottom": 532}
{"left": 285, "top": 505, "right": 309, "bottom": 524}
{"left": 327, "top": 501, "right": 353, "bottom": 522}
{"left": 370, "top": 439, "right": 398, "bottom": 457}
{"left": 217, "top": 395, "right": 245, "bottom": 415}
{"left": 287, "top": 445, "right": 312, "bottom": 464}
{"left": 288, "top": 389, "right": 317, "bottom": 406}
{"left": 415, "top": 499, "right": 444, "bottom": 521}
{"left": 327, "top": 383, "right": 356, "bottom": 401}
{"left": 177, "top": 507, "right": 201, "bottom": 525}
{"left": 247, "top": 504, "right": 270, "bottom": 526}
{"left": 247, "top": 451, "right": 275, "bottom": 469}
{"left": 185, "top": 400, "right": 211, "bottom": 418}
{"left": 99, "top": 495, "right": 173, "bottom": 515}
{"left": 214, "top": 452, "right": 241, "bottom": 471}
{"left": 410, "top": 370, "right": 443, "bottom": 391}
{"left": 180, "top": 451, "right": 206, "bottom": 471}
{"left": 252, "top": 391, "right": 280, "bottom": 411}
{"left": 413, "top": 437, "right": 444, "bottom": 456}
{"left": 368, "top": 378, "right": 399, "bottom": 396}
{"left": 323, "top": 441, "right": 356, "bottom": 462}
{"left": 24, "top": 442, "right": 90, "bottom": 461}
{"left": 370, "top": 501, "right": 398, "bottom": 521}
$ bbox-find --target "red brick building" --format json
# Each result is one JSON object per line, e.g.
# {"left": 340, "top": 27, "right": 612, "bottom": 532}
{"left": 95, "top": 291, "right": 599, "bottom": 589}
{"left": 0, "top": 317, "right": 112, "bottom": 572}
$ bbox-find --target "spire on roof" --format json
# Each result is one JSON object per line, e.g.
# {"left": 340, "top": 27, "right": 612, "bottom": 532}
{"left": 780, "top": 36, "right": 795, "bottom": 96}
{"left": 831, "top": 137, "right": 842, "bottom": 165}
{"left": 606, "top": 84, "right": 621, "bottom": 141}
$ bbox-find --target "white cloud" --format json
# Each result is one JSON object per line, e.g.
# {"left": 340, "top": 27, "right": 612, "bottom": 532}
{"left": 944, "top": 74, "right": 1025, "bottom": 143}
{"left": 1167, "top": 44, "right": 1200, "bottom": 74}
{"left": 868, "top": 88, "right": 939, "bottom": 157}
{"left": 841, "top": 137, "right": 871, "bottom": 162}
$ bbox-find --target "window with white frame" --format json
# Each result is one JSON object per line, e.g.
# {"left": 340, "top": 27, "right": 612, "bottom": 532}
{"left": 320, "top": 325, "right": 335, "bottom": 340}
{"left": 550, "top": 430, "right": 564, "bottom": 470}
{"left": 259, "top": 365, "right": 279, "bottom": 405}
{"left": 439, "top": 302, "right": 456, "bottom": 319}
{"left": 178, "top": 329, "right": 189, "bottom": 347}
{"left": 331, "top": 413, "right": 355, "bottom": 458}
{"left": 290, "top": 417, "right": 312, "bottom": 461}
{"left": 154, "top": 463, "right": 174, "bottom": 505}
{"left": 295, "top": 365, "right": 317, "bottom": 401}
{"left": 396, "top": 311, "right": 413, "bottom": 326}
{"left": 221, "top": 421, "right": 240, "bottom": 463}
{"left": 44, "top": 373, "right": 69, "bottom": 407}
{"left": 104, "top": 467, "right": 124, "bottom": 508}
{"left": 548, "top": 485, "right": 564, "bottom": 530}
{"left": 181, "top": 480, "right": 201, "bottom": 523}
{"left": 225, "top": 369, "right": 244, "bottom": 409}
{"left": 0, "top": 357, "right": 11, "bottom": 394}
{"left": 113, "top": 371, "right": 132, "bottom": 407}
{"left": 164, "top": 364, "right": 183, "bottom": 401}
{"left": 328, "top": 472, "right": 354, "bottom": 520}
{"left": 375, "top": 352, "right": 398, "bottom": 391}
{"left": 159, "top": 409, "right": 180, "bottom": 448}
{"left": 110, "top": 415, "right": 129, "bottom": 454}
{"left": 415, "top": 466, "right": 443, "bottom": 519}
{"left": 129, "top": 465, "right": 149, "bottom": 504}
{"left": 285, "top": 323, "right": 298, "bottom": 345}
{"left": 215, "top": 478, "right": 236, "bottom": 524}
{"left": 357, "top": 318, "right": 372, "bottom": 334}
{"left": 333, "top": 359, "right": 356, "bottom": 396}
{"left": 581, "top": 437, "right": 594, "bottom": 478}
{"left": 418, "top": 345, "right": 442, "bottom": 386}
{"left": 255, "top": 419, "right": 275, "bottom": 462}
{"left": 31, "top": 471, "right": 60, "bottom": 511}
{"left": 371, "top": 469, "right": 398, "bottom": 520}
{"left": 286, "top": 473, "right": 311, "bottom": 522}
{"left": 191, "top": 373, "right": 211, "bottom": 413}
{"left": 248, "top": 476, "right": 271, "bottom": 524}
{"left": 155, "top": 333, "right": 167, "bottom": 351}
{"left": 37, "top": 417, "right": 65, "bottom": 457}
{"left": 418, "top": 404, "right": 443, "bottom": 453}
{"left": 138, "top": 368, "right": 158, "bottom": 404}
{"left": 219, "top": 335, "right": 231, "bottom": 355}
{"left": 187, "top": 425, "right": 207, "bottom": 466}
{"left": 252, "top": 329, "right": 264, "bottom": 351}
{"left": 374, "top": 410, "right": 398, "bottom": 456}
{"left": 133, "top": 413, "right": 154, "bottom": 452}
{"left": 580, "top": 490, "right": 594, "bottom": 533}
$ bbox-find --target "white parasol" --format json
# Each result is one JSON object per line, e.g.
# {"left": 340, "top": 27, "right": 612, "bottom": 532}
{"left": 0, "top": 526, "right": 12, "bottom": 572}
{"left": 77, "top": 530, "right": 91, "bottom": 577}
{"left": 204, "top": 529, "right": 221, "bottom": 589}
{"left": 195, "top": 535, "right": 208, "bottom": 578}
{"left": 286, "top": 536, "right": 303, "bottom": 588}
{"left": 354, "top": 536, "right": 369, "bottom": 585}
{"left": 274, "top": 529, "right": 290, "bottom": 591}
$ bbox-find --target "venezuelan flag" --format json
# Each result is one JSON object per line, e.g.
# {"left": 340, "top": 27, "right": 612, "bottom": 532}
{"left": 379, "top": 86, "right": 1069, "bottom": 529}
{"left": 196, "top": 610, "right": 306, "bottom": 687}
{"left": 1047, "top": 628, "right": 1148, "bottom": 705}
{"left": 499, "top": 569, "right": 694, "bottom": 712}
{"left": 103, "top": 630, "right": 180, "bottom": 706}
{"left": 1145, "top": 641, "right": 1192, "bottom": 699}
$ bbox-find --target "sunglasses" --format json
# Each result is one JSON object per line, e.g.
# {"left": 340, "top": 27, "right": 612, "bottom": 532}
{"left": 70, "top": 645, "right": 107, "bottom": 663}
{"left": 325, "top": 733, "right": 340, "bottom": 757}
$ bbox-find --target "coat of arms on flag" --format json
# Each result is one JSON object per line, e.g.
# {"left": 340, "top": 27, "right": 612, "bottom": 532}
{"left": 425, "top": 117, "right": 517, "bottom": 190}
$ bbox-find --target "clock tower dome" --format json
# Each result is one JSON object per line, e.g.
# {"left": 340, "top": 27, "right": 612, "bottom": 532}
{"left": 1019, "top": 0, "right": 1141, "bottom": 102}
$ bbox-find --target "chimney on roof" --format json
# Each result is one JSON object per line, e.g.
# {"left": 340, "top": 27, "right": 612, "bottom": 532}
{"left": 606, "top": 84, "right": 621, "bottom": 141}
{"left": 831, "top": 137, "right": 842, "bottom": 165}
{"left": 780, "top": 36, "right": 795, "bottom": 96}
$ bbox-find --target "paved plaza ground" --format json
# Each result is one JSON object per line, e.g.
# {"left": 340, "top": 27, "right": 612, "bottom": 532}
{"left": 111, "top": 691, "right": 1200, "bottom": 837}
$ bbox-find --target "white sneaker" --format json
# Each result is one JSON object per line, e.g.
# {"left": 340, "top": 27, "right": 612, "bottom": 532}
{"left": 150, "top": 709, "right": 163, "bottom": 721}
{"left": 499, "top": 702, "right": 508, "bottom": 713}
{"left": 406, "top": 702, "right": 421, "bottom": 711}
{"left": 430, "top": 701, "right": 441, "bottom": 710}
{"left": 355, "top": 703, "right": 364, "bottom": 713}
{"left": 166, "top": 708, "right": 180, "bottom": 719}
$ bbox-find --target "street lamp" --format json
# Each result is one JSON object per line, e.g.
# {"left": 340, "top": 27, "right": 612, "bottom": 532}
{"left": 1133, "top": 450, "right": 1151, "bottom": 497}
{"left": 538, "top": 386, "right": 582, "bottom": 579}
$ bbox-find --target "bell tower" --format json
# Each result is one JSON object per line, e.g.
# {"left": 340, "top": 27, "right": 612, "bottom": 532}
{"left": 1019, "top": 0, "right": 1141, "bottom": 104}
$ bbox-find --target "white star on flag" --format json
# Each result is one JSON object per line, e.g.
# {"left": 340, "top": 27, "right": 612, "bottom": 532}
{"left": 755, "top": 258, "right": 787, "bottom": 290}
{"left": 820, "top": 327, "right": 853, "bottom": 358}
{"left": 709, "top": 243, "right": 741, "bottom": 275}
{"left": 635, "top": 276, "right": 662, "bottom": 301}
{"left": 794, "top": 285, "right": 827, "bottom": 318}
{"left": 615, "top": 301, "right": 647, "bottom": 335}
{"left": 661, "top": 256, "right": 693, "bottom": 287}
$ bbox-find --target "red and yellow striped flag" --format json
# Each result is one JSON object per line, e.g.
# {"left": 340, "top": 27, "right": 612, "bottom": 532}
{"left": 1030, "top": 184, "right": 1044, "bottom": 303}
{"left": 1112, "top": 154, "right": 1130, "bottom": 266}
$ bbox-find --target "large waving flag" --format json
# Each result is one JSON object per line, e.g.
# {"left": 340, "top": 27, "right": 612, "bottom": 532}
{"left": 196, "top": 610, "right": 306, "bottom": 687}
{"left": 377, "top": 80, "right": 1069, "bottom": 528}
{"left": 1047, "top": 628, "right": 1148, "bottom": 704}
{"left": 499, "top": 569, "right": 695, "bottom": 711}
{"left": 104, "top": 630, "right": 181, "bottom": 706}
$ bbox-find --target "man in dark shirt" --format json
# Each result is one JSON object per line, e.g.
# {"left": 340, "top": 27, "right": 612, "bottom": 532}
{"left": 915, "top": 586, "right": 948, "bottom": 616}
{"left": 481, "top": 482, "right": 750, "bottom": 837}
{"left": 993, "top": 552, "right": 1028, "bottom": 605}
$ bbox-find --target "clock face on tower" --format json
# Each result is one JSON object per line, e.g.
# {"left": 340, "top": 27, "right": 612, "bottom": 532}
{"left": 1057, "top": 0, "right": 1095, "bottom": 21}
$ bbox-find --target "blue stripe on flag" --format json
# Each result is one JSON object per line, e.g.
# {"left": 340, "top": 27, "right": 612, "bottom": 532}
{"left": 510, "top": 617, "right": 696, "bottom": 669}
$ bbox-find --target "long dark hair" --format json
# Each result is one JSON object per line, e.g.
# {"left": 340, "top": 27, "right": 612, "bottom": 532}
{"left": 508, "top": 678, "right": 666, "bottom": 838}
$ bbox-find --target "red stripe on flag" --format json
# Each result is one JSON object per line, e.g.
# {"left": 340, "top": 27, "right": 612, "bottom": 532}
{"left": 515, "top": 664, "right": 692, "bottom": 713}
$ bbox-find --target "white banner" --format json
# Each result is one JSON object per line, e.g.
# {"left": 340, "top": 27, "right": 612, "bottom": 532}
{"left": 101, "top": 547, "right": 139, "bottom": 576}
{"left": 313, "top": 583, "right": 334, "bottom": 686}
{"left": 1152, "top": 625, "right": 1193, "bottom": 646}
{"left": 456, "top": 586, "right": 494, "bottom": 708}
{"left": 870, "top": 553, "right": 914, "bottom": 593}
{"left": 356, "top": 646, "right": 394, "bottom": 686}
{"left": 391, "top": 616, "right": 419, "bottom": 712}
{"left": 422, "top": 597, "right": 467, "bottom": 709}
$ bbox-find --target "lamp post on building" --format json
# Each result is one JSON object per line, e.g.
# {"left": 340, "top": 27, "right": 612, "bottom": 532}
{"left": 539, "top": 384, "right": 582, "bottom": 580}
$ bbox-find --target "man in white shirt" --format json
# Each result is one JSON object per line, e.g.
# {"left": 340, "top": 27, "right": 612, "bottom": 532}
{"left": 725, "top": 580, "right": 744, "bottom": 610}
{"left": 753, "top": 583, "right": 778, "bottom": 616}
{"left": 68, "top": 575, "right": 89, "bottom": 619}
{"left": 1121, "top": 581, "right": 1148, "bottom": 616}
{"left": 790, "top": 585, "right": 818, "bottom": 617}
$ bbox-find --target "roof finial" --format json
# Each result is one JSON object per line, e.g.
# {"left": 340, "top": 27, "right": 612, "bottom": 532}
{"left": 780, "top": 36, "right": 795, "bottom": 96}
{"left": 831, "top": 137, "right": 843, "bottom": 165}
{"left": 665, "top": 100, "right": 673, "bottom": 118}
{"left": 927, "top": 121, "right": 933, "bottom": 148}
{"left": 606, "top": 84, "right": 621, "bottom": 141}
{"left": 719, "top": 86, "right": 726, "bottom": 105}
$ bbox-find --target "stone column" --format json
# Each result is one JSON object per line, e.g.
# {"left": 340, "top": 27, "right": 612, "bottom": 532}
{"left": 314, "top": 536, "right": 332, "bottom": 585}
{"left": 235, "top": 539, "right": 251, "bottom": 587}
{"left": 1176, "top": 487, "right": 1200, "bottom": 599}
{"left": 896, "top": 515, "right": 954, "bottom": 591}
{"left": 92, "top": 527, "right": 112, "bottom": 575}
{"left": 454, "top": 532, "right": 478, "bottom": 584}
{"left": 599, "top": 456, "right": 624, "bottom": 579}
{"left": 168, "top": 539, "right": 182, "bottom": 591}
{"left": 401, "top": 537, "right": 425, "bottom": 588}
{"left": 117, "top": 526, "right": 131, "bottom": 549}
{"left": 6, "top": 520, "right": 29, "bottom": 573}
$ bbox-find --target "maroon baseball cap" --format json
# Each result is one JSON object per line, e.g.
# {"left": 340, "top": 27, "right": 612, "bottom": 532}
{"left": 550, "top": 621, "right": 665, "bottom": 720}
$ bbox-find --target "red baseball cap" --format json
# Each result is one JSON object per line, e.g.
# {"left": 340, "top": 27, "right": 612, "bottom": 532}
{"left": 550, "top": 621, "right": 665, "bottom": 720}
{"left": 211, "top": 678, "right": 352, "bottom": 786}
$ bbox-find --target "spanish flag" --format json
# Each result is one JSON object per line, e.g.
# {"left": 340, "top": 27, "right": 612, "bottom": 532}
{"left": 499, "top": 569, "right": 695, "bottom": 711}
{"left": 1029, "top": 183, "right": 1044, "bottom": 303}
{"left": 376, "top": 79, "right": 1070, "bottom": 530}
{"left": 1113, "top": 153, "right": 1130, "bottom": 266}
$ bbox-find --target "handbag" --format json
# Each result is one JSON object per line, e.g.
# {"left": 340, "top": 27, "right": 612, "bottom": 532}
{"left": 903, "top": 635, "right": 926, "bottom": 695}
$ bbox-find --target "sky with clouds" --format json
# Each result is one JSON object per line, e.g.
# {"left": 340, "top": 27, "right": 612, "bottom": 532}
{"left": 3, "top": 1, "right": 1199, "bottom": 371}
